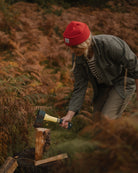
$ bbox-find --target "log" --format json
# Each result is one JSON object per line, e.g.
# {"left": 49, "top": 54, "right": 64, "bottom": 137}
{"left": 35, "top": 128, "right": 50, "bottom": 161}
{"left": 0, "top": 157, "right": 18, "bottom": 173}
{"left": 35, "top": 153, "right": 68, "bottom": 166}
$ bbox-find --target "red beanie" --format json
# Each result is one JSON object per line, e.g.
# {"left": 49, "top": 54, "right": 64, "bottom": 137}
{"left": 63, "top": 21, "right": 90, "bottom": 46}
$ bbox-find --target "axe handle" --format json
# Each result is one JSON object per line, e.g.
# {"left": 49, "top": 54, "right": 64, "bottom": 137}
{"left": 44, "top": 113, "right": 58, "bottom": 123}
{"left": 59, "top": 119, "right": 72, "bottom": 129}
{"left": 44, "top": 113, "right": 72, "bottom": 129}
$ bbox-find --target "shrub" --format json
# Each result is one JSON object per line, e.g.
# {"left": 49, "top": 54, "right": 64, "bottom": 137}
{"left": 0, "top": 93, "right": 35, "bottom": 165}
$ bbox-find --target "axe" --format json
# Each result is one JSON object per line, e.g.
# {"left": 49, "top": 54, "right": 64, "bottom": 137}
{"left": 34, "top": 110, "right": 72, "bottom": 129}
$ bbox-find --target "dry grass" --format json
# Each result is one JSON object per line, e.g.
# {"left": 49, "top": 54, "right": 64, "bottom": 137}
{"left": 0, "top": 1, "right": 137, "bottom": 172}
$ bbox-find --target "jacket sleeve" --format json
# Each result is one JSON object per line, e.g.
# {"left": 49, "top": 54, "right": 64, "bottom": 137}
{"left": 108, "top": 36, "right": 138, "bottom": 79}
{"left": 68, "top": 63, "right": 88, "bottom": 114}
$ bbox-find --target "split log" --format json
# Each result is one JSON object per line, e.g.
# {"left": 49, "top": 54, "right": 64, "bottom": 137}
{"left": 0, "top": 157, "right": 18, "bottom": 173}
{"left": 35, "top": 153, "right": 68, "bottom": 166}
{"left": 35, "top": 128, "right": 50, "bottom": 161}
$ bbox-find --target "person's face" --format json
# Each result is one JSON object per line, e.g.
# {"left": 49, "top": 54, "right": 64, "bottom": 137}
{"left": 69, "top": 46, "right": 86, "bottom": 56}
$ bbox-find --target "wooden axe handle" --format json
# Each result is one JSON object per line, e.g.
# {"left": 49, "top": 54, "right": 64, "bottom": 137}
{"left": 34, "top": 110, "right": 72, "bottom": 129}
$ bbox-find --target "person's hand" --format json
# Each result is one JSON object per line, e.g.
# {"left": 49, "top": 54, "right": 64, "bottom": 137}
{"left": 60, "top": 111, "right": 75, "bottom": 129}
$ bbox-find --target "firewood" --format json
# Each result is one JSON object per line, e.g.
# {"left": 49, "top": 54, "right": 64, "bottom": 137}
{"left": 0, "top": 157, "right": 18, "bottom": 173}
{"left": 35, "top": 153, "right": 68, "bottom": 166}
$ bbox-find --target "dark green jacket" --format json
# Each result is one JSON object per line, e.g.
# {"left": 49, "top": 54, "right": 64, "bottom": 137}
{"left": 68, "top": 35, "right": 138, "bottom": 113}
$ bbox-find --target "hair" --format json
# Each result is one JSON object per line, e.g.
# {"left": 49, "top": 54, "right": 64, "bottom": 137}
{"left": 69, "top": 33, "right": 92, "bottom": 72}
{"left": 70, "top": 33, "right": 92, "bottom": 57}
{"left": 77, "top": 33, "right": 92, "bottom": 49}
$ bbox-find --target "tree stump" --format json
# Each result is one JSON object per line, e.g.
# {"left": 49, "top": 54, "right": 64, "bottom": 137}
{"left": 35, "top": 128, "right": 50, "bottom": 161}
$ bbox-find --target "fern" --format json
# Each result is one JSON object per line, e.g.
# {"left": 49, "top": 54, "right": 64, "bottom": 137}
{"left": 0, "top": 0, "right": 19, "bottom": 33}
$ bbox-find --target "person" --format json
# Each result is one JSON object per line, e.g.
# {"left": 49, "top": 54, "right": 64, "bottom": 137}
{"left": 60, "top": 21, "right": 138, "bottom": 129}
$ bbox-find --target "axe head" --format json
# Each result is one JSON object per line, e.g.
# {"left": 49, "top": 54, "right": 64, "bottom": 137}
{"left": 34, "top": 110, "right": 46, "bottom": 128}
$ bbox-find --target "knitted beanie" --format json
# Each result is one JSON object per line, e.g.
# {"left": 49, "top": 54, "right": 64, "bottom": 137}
{"left": 63, "top": 21, "right": 90, "bottom": 46}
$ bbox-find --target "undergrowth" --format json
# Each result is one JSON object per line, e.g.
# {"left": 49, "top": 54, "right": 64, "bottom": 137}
{"left": 0, "top": 0, "right": 19, "bottom": 33}
{"left": 0, "top": 1, "right": 137, "bottom": 172}
{"left": 0, "top": 93, "right": 35, "bottom": 165}
{"left": 42, "top": 117, "right": 138, "bottom": 173}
